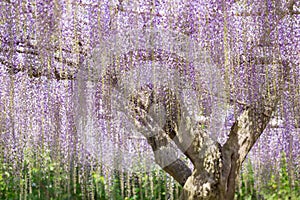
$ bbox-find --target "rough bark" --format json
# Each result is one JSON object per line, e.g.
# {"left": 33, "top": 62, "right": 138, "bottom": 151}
{"left": 180, "top": 137, "right": 222, "bottom": 200}
{"left": 178, "top": 99, "right": 280, "bottom": 199}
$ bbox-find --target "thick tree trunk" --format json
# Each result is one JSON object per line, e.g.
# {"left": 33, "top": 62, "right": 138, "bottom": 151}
{"left": 179, "top": 142, "right": 237, "bottom": 200}
{"left": 178, "top": 99, "right": 280, "bottom": 200}
{"left": 180, "top": 166, "right": 237, "bottom": 200}
{"left": 180, "top": 148, "right": 224, "bottom": 200}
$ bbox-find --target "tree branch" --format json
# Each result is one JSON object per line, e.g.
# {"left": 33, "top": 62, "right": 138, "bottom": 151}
{"left": 106, "top": 85, "right": 193, "bottom": 186}
{"left": 220, "top": 60, "right": 291, "bottom": 199}
{"left": 0, "top": 38, "right": 84, "bottom": 80}
{"left": 162, "top": 158, "right": 192, "bottom": 186}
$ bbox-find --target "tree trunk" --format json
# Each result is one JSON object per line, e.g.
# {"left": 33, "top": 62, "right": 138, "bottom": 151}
{"left": 179, "top": 142, "right": 237, "bottom": 200}
{"left": 180, "top": 169, "right": 237, "bottom": 200}
{"left": 178, "top": 92, "right": 282, "bottom": 200}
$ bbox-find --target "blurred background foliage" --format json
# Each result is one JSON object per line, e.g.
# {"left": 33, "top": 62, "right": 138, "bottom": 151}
{"left": 0, "top": 151, "right": 299, "bottom": 199}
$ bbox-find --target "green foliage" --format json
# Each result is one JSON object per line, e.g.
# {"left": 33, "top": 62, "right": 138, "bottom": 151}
{"left": 0, "top": 148, "right": 84, "bottom": 200}
{"left": 236, "top": 155, "right": 300, "bottom": 200}
{"left": 235, "top": 160, "right": 262, "bottom": 200}
{"left": 261, "top": 152, "right": 300, "bottom": 200}
{"left": 0, "top": 153, "right": 180, "bottom": 200}
{"left": 112, "top": 170, "right": 181, "bottom": 200}
{"left": 92, "top": 172, "right": 107, "bottom": 199}
{"left": 2, "top": 151, "right": 298, "bottom": 200}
